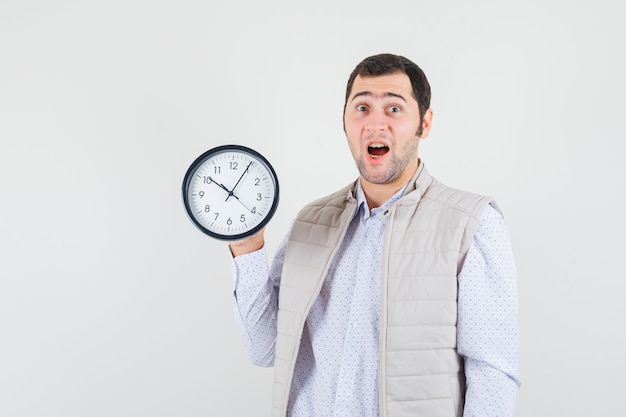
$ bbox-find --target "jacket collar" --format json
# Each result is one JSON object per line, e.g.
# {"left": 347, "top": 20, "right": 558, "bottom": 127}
{"left": 400, "top": 159, "right": 433, "bottom": 204}
{"left": 346, "top": 159, "right": 433, "bottom": 206}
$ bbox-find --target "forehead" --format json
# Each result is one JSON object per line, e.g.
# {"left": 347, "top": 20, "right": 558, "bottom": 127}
{"left": 349, "top": 72, "right": 415, "bottom": 102}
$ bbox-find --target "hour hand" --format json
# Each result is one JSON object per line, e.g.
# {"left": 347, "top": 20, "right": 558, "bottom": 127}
{"left": 207, "top": 176, "right": 231, "bottom": 195}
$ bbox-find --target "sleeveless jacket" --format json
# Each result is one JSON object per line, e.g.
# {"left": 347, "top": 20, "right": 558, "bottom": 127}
{"left": 271, "top": 163, "right": 494, "bottom": 417}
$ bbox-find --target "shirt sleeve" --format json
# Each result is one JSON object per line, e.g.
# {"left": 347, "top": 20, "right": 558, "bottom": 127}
{"left": 457, "top": 203, "right": 521, "bottom": 417}
{"left": 231, "top": 235, "right": 288, "bottom": 367}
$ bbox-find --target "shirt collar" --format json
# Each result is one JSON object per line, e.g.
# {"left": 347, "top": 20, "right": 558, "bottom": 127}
{"left": 355, "top": 180, "right": 408, "bottom": 220}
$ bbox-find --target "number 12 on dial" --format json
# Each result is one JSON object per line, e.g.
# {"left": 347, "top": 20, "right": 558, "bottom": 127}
{"left": 182, "top": 145, "right": 279, "bottom": 240}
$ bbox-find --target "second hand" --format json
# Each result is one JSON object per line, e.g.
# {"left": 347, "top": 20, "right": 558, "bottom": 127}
{"left": 207, "top": 175, "right": 254, "bottom": 213}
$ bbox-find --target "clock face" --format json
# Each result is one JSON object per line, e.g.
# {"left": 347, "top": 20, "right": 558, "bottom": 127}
{"left": 182, "top": 145, "right": 279, "bottom": 240}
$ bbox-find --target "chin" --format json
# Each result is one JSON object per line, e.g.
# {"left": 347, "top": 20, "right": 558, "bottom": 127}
{"left": 360, "top": 170, "right": 397, "bottom": 185}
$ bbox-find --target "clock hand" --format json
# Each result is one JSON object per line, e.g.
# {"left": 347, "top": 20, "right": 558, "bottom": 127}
{"left": 226, "top": 161, "right": 253, "bottom": 202}
{"left": 229, "top": 193, "right": 255, "bottom": 214}
{"left": 207, "top": 176, "right": 231, "bottom": 195}
{"left": 207, "top": 175, "right": 253, "bottom": 213}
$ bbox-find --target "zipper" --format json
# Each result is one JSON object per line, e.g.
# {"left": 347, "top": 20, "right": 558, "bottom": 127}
{"left": 378, "top": 203, "right": 397, "bottom": 417}
{"left": 281, "top": 199, "right": 359, "bottom": 416}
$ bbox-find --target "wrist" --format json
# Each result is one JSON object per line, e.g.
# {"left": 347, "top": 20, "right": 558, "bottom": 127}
{"left": 229, "top": 229, "right": 265, "bottom": 257}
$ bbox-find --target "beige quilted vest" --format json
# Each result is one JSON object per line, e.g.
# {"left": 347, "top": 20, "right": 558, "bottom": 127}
{"left": 272, "top": 163, "right": 493, "bottom": 417}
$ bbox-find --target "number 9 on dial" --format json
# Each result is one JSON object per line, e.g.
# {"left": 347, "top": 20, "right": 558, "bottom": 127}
{"left": 182, "top": 145, "right": 279, "bottom": 240}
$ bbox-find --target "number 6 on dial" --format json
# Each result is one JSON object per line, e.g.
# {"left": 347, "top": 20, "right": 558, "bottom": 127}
{"left": 182, "top": 145, "right": 280, "bottom": 240}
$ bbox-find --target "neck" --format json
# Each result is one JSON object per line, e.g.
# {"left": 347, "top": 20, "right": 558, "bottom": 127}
{"left": 361, "top": 163, "right": 419, "bottom": 209}
{"left": 360, "top": 182, "right": 398, "bottom": 209}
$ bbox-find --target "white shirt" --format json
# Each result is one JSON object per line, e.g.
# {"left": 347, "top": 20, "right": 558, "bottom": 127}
{"left": 231, "top": 181, "right": 520, "bottom": 417}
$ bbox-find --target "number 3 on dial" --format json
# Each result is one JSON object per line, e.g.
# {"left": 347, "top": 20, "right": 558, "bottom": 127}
{"left": 182, "top": 145, "right": 279, "bottom": 240}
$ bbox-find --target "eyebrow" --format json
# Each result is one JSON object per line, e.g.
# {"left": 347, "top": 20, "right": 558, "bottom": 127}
{"left": 350, "top": 91, "right": 408, "bottom": 103}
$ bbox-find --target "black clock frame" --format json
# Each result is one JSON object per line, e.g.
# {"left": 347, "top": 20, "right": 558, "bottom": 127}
{"left": 182, "top": 144, "right": 280, "bottom": 241}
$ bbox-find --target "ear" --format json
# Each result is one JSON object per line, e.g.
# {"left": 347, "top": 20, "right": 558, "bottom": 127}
{"left": 419, "top": 108, "right": 433, "bottom": 139}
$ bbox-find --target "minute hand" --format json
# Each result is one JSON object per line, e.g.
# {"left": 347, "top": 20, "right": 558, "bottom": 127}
{"left": 226, "top": 161, "right": 253, "bottom": 202}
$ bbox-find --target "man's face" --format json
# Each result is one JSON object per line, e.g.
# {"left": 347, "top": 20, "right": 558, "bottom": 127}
{"left": 344, "top": 72, "right": 431, "bottom": 188}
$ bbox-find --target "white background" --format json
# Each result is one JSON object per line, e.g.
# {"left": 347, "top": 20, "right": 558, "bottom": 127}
{"left": 1, "top": 1, "right": 624, "bottom": 416}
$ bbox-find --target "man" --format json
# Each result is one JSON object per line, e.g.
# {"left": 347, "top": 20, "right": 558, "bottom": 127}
{"left": 229, "top": 53, "right": 520, "bottom": 417}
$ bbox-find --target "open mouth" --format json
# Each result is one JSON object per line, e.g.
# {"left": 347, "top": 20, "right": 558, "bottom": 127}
{"left": 368, "top": 143, "right": 389, "bottom": 159}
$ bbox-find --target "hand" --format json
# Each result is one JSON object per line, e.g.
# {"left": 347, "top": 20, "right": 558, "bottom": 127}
{"left": 207, "top": 176, "right": 232, "bottom": 196}
{"left": 226, "top": 161, "right": 252, "bottom": 202}
{"left": 206, "top": 176, "right": 254, "bottom": 214}
{"left": 228, "top": 191, "right": 255, "bottom": 213}
{"left": 229, "top": 228, "right": 265, "bottom": 257}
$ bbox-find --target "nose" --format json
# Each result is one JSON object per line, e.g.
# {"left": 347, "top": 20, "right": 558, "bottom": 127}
{"left": 365, "top": 109, "right": 388, "bottom": 132}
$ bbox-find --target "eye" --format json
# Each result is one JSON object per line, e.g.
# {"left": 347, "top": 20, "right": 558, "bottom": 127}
{"left": 356, "top": 104, "right": 368, "bottom": 112}
{"left": 388, "top": 105, "right": 401, "bottom": 113}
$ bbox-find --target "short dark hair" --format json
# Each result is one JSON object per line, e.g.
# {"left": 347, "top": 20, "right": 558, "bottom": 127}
{"left": 343, "top": 54, "right": 431, "bottom": 133}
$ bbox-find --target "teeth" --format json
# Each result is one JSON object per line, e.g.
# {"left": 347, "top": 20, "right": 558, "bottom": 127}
{"left": 368, "top": 142, "right": 389, "bottom": 159}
